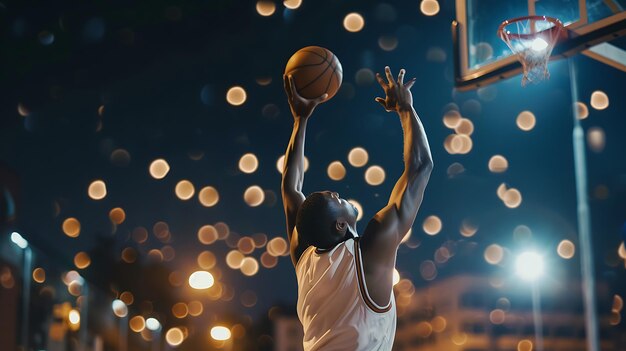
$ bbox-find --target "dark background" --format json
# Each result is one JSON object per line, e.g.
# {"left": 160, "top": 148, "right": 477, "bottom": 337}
{"left": 1, "top": 0, "right": 625, "bottom": 329}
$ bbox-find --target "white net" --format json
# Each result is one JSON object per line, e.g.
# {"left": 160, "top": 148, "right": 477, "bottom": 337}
{"left": 499, "top": 17, "right": 563, "bottom": 86}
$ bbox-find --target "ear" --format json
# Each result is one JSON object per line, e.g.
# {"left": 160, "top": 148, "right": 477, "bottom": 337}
{"left": 335, "top": 217, "right": 348, "bottom": 234}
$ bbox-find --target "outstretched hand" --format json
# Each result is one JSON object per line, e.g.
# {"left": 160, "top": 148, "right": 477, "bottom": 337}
{"left": 374, "top": 66, "right": 416, "bottom": 113}
{"left": 283, "top": 74, "right": 328, "bottom": 120}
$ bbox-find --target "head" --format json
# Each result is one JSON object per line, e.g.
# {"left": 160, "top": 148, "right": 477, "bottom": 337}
{"left": 296, "top": 191, "right": 359, "bottom": 250}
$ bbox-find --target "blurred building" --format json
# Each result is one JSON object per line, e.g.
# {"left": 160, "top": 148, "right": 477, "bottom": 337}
{"left": 393, "top": 275, "right": 625, "bottom": 351}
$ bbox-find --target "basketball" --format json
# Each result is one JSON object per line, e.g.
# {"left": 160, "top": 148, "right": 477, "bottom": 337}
{"left": 284, "top": 46, "right": 343, "bottom": 102}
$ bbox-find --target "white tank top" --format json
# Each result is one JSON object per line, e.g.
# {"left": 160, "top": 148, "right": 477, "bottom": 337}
{"left": 295, "top": 237, "right": 397, "bottom": 351}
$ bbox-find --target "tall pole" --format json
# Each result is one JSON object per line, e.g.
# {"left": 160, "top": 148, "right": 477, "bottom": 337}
{"left": 568, "top": 57, "right": 599, "bottom": 351}
{"left": 79, "top": 284, "right": 89, "bottom": 351}
{"left": 21, "top": 247, "right": 32, "bottom": 351}
{"left": 531, "top": 282, "right": 544, "bottom": 351}
{"left": 119, "top": 316, "right": 128, "bottom": 351}
{"left": 152, "top": 329, "right": 161, "bottom": 351}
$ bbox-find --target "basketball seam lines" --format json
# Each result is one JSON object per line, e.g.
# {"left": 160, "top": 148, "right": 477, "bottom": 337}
{"left": 300, "top": 49, "right": 328, "bottom": 62}
{"left": 299, "top": 52, "right": 335, "bottom": 92}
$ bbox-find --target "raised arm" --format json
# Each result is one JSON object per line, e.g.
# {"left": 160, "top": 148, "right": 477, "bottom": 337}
{"left": 361, "top": 67, "right": 433, "bottom": 260}
{"left": 281, "top": 75, "right": 327, "bottom": 252}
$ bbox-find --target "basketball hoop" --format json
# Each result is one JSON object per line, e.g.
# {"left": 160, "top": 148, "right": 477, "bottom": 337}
{"left": 498, "top": 16, "right": 564, "bottom": 86}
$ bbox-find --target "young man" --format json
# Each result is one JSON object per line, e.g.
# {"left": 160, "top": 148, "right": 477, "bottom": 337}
{"left": 281, "top": 66, "right": 433, "bottom": 350}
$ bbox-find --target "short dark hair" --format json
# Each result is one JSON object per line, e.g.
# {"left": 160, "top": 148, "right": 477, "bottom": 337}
{"left": 296, "top": 192, "right": 337, "bottom": 249}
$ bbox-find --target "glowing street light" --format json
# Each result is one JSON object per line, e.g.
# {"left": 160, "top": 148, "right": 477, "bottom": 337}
{"left": 188, "top": 271, "right": 214, "bottom": 289}
{"left": 146, "top": 318, "right": 161, "bottom": 331}
{"left": 11, "top": 232, "right": 28, "bottom": 249}
{"left": 516, "top": 251, "right": 545, "bottom": 351}
{"left": 210, "top": 326, "right": 231, "bottom": 341}
{"left": 11, "top": 231, "right": 32, "bottom": 350}
{"left": 146, "top": 317, "right": 162, "bottom": 351}
{"left": 112, "top": 299, "right": 128, "bottom": 351}
{"left": 516, "top": 251, "right": 544, "bottom": 281}
{"left": 112, "top": 299, "right": 128, "bottom": 318}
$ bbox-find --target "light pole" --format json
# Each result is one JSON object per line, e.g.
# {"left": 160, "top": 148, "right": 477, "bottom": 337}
{"left": 146, "top": 317, "right": 161, "bottom": 351}
{"left": 516, "top": 251, "right": 544, "bottom": 351}
{"left": 112, "top": 299, "right": 128, "bottom": 351}
{"left": 11, "top": 232, "right": 31, "bottom": 351}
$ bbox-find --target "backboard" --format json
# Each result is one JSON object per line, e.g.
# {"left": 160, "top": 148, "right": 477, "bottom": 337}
{"left": 453, "top": 0, "right": 626, "bottom": 90}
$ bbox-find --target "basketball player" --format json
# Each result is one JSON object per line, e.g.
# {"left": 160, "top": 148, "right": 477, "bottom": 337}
{"left": 281, "top": 66, "right": 433, "bottom": 350}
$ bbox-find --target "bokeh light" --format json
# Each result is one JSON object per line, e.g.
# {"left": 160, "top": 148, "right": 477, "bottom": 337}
{"left": 343, "top": 13, "right": 365, "bottom": 32}
{"left": 348, "top": 147, "right": 369, "bottom": 167}
{"left": 518, "top": 339, "right": 533, "bottom": 351}
{"left": 238, "top": 237, "right": 256, "bottom": 254}
{"left": 129, "top": 316, "right": 146, "bottom": 332}
{"left": 576, "top": 101, "right": 589, "bottom": 119}
{"left": 489, "top": 309, "right": 506, "bottom": 324}
{"left": 146, "top": 317, "right": 160, "bottom": 331}
{"left": 109, "top": 207, "right": 126, "bottom": 224}
{"left": 149, "top": 159, "right": 170, "bottom": 179}
{"left": 188, "top": 301, "right": 204, "bottom": 316}
{"left": 460, "top": 218, "right": 478, "bottom": 237}
{"left": 198, "top": 186, "right": 219, "bottom": 207}
{"left": 239, "top": 153, "right": 259, "bottom": 174}
{"left": 327, "top": 161, "right": 346, "bottom": 181}
{"left": 256, "top": 1, "right": 275, "bottom": 16}
{"left": 378, "top": 36, "right": 398, "bottom": 51}
{"left": 32, "top": 267, "right": 45, "bottom": 283}
{"left": 587, "top": 127, "right": 605, "bottom": 152}
{"left": 175, "top": 180, "right": 195, "bottom": 200}
{"left": 63, "top": 218, "right": 81, "bottom": 238}
{"left": 189, "top": 271, "right": 215, "bottom": 289}
{"left": 365, "top": 165, "right": 385, "bottom": 186}
{"left": 420, "top": 260, "right": 437, "bottom": 280}
{"left": 197, "top": 251, "right": 217, "bottom": 269}
{"left": 226, "top": 86, "right": 247, "bottom": 106}
{"left": 454, "top": 118, "right": 474, "bottom": 135}
{"left": 488, "top": 155, "right": 508, "bottom": 173}
{"left": 557, "top": 240, "right": 575, "bottom": 259}
{"left": 172, "top": 302, "right": 188, "bottom": 318}
{"left": 68, "top": 309, "right": 80, "bottom": 325}
{"left": 165, "top": 327, "right": 184, "bottom": 346}
{"left": 112, "top": 299, "right": 128, "bottom": 318}
{"left": 261, "top": 252, "right": 278, "bottom": 268}
{"left": 267, "top": 237, "right": 289, "bottom": 256}
{"left": 74, "top": 252, "right": 91, "bottom": 269}
{"left": 420, "top": 0, "right": 440, "bottom": 16}
{"left": 613, "top": 295, "right": 623, "bottom": 312}
{"left": 198, "top": 225, "right": 219, "bottom": 245}
{"left": 120, "top": 291, "right": 134, "bottom": 305}
{"left": 88, "top": 180, "right": 107, "bottom": 200}
{"left": 240, "top": 257, "right": 260, "bottom": 276}
{"left": 283, "top": 0, "right": 302, "bottom": 10}
{"left": 244, "top": 185, "right": 265, "bottom": 206}
{"left": 503, "top": 188, "right": 523, "bottom": 208}
{"left": 443, "top": 110, "right": 462, "bottom": 129}
{"left": 484, "top": 244, "right": 504, "bottom": 265}
{"left": 210, "top": 326, "right": 231, "bottom": 341}
{"left": 423, "top": 215, "right": 442, "bottom": 235}
{"left": 590, "top": 90, "right": 609, "bottom": 110}
{"left": 516, "top": 111, "right": 536, "bottom": 131}
{"left": 226, "top": 250, "right": 245, "bottom": 269}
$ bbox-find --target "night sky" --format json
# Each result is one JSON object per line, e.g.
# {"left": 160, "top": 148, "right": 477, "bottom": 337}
{"left": 2, "top": 0, "right": 626, "bottom": 328}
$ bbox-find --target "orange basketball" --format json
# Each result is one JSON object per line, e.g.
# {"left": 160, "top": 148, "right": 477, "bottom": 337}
{"left": 284, "top": 46, "right": 343, "bottom": 102}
